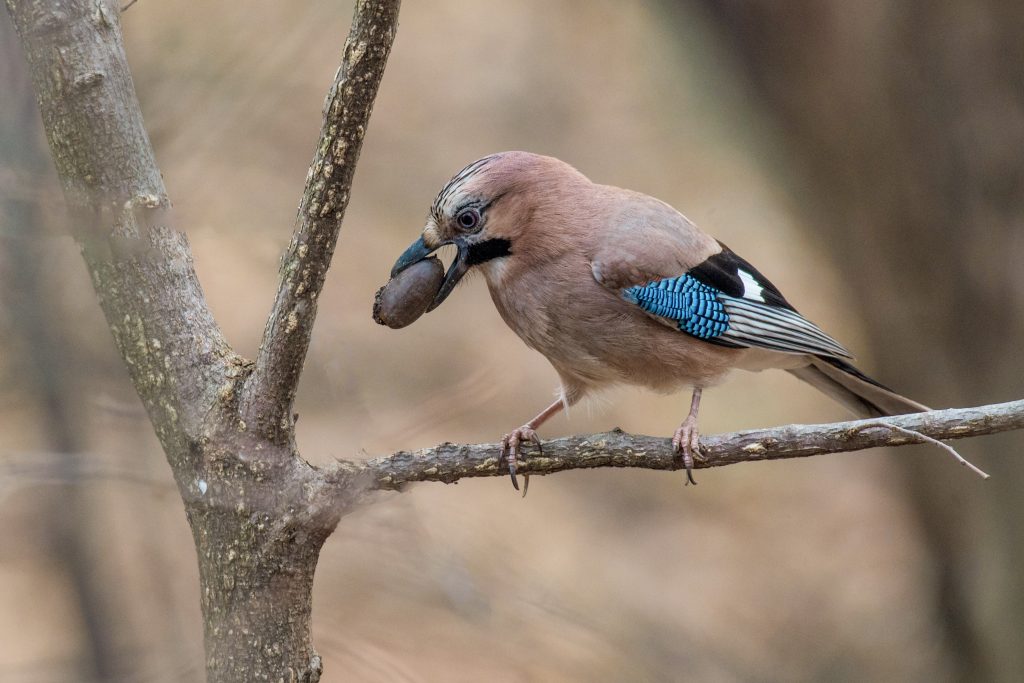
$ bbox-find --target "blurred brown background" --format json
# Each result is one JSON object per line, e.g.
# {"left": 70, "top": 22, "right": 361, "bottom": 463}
{"left": 1, "top": 0, "right": 1021, "bottom": 681}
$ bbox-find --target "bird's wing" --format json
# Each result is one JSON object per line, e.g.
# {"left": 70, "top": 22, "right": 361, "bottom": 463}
{"left": 588, "top": 195, "right": 721, "bottom": 289}
{"left": 593, "top": 233, "right": 853, "bottom": 359}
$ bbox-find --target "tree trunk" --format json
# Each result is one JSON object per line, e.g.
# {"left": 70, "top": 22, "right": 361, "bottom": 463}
{"left": 184, "top": 446, "right": 341, "bottom": 682}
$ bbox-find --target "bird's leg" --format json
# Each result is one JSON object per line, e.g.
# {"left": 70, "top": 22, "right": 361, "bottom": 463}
{"left": 672, "top": 387, "right": 703, "bottom": 486}
{"left": 502, "top": 398, "right": 564, "bottom": 495}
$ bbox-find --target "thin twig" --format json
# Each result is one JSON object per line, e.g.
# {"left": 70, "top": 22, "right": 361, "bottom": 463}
{"left": 356, "top": 399, "right": 1024, "bottom": 491}
{"left": 875, "top": 421, "right": 990, "bottom": 479}
{"left": 120, "top": 0, "right": 139, "bottom": 12}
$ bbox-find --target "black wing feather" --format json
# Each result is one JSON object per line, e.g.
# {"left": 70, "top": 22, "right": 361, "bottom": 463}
{"left": 688, "top": 242, "right": 796, "bottom": 311}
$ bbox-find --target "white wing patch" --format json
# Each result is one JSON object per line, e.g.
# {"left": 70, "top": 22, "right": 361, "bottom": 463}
{"left": 737, "top": 269, "right": 765, "bottom": 302}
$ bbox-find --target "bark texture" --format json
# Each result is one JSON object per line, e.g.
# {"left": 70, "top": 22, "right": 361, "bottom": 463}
{"left": 365, "top": 400, "right": 1023, "bottom": 488}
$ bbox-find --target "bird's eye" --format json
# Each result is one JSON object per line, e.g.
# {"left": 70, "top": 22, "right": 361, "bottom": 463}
{"left": 455, "top": 208, "right": 481, "bottom": 231}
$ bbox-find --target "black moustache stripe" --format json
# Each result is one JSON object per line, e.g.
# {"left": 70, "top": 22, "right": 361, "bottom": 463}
{"left": 465, "top": 238, "right": 512, "bottom": 266}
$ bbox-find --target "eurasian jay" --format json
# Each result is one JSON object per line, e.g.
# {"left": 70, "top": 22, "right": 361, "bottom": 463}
{"left": 391, "top": 152, "right": 928, "bottom": 489}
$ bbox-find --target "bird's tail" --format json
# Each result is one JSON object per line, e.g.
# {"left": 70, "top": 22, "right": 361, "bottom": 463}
{"left": 787, "top": 356, "right": 929, "bottom": 418}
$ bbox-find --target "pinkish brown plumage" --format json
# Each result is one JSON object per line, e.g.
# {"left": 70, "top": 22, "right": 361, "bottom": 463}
{"left": 390, "top": 152, "right": 928, "bottom": 490}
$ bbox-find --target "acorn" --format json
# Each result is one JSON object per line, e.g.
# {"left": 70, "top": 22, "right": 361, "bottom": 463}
{"left": 372, "top": 256, "right": 445, "bottom": 329}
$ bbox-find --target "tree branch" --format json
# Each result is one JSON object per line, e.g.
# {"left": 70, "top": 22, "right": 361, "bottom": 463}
{"left": 363, "top": 400, "right": 1024, "bottom": 489}
{"left": 242, "top": 0, "right": 402, "bottom": 443}
{"left": 5, "top": 0, "right": 232, "bottom": 443}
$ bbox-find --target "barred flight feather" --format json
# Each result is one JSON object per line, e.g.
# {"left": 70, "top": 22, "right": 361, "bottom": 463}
{"left": 721, "top": 298, "right": 851, "bottom": 358}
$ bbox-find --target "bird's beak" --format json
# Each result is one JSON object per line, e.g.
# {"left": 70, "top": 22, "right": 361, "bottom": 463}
{"left": 390, "top": 234, "right": 471, "bottom": 311}
{"left": 391, "top": 235, "right": 435, "bottom": 277}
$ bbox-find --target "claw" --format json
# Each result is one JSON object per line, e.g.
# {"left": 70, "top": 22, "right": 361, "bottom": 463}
{"left": 523, "top": 430, "right": 540, "bottom": 496}
{"left": 501, "top": 436, "right": 519, "bottom": 491}
{"left": 500, "top": 425, "right": 543, "bottom": 495}
{"left": 673, "top": 422, "right": 700, "bottom": 486}
{"left": 672, "top": 388, "right": 703, "bottom": 487}
{"left": 685, "top": 431, "right": 700, "bottom": 485}
{"left": 683, "top": 454, "right": 697, "bottom": 486}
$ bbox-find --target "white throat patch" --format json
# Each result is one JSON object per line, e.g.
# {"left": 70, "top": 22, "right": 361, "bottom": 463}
{"left": 481, "top": 256, "right": 512, "bottom": 284}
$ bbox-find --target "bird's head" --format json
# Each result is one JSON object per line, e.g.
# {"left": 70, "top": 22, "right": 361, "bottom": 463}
{"left": 391, "top": 151, "right": 587, "bottom": 310}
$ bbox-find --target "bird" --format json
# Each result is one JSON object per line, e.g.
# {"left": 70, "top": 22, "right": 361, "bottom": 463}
{"left": 390, "top": 151, "right": 928, "bottom": 490}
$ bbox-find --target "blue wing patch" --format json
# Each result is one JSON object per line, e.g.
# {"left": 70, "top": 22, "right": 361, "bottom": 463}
{"left": 623, "top": 275, "right": 730, "bottom": 340}
{"left": 622, "top": 272, "right": 852, "bottom": 357}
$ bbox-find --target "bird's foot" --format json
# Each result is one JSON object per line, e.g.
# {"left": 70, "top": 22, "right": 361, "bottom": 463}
{"left": 672, "top": 420, "right": 702, "bottom": 486}
{"left": 501, "top": 425, "right": 543, "bottom": 496}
